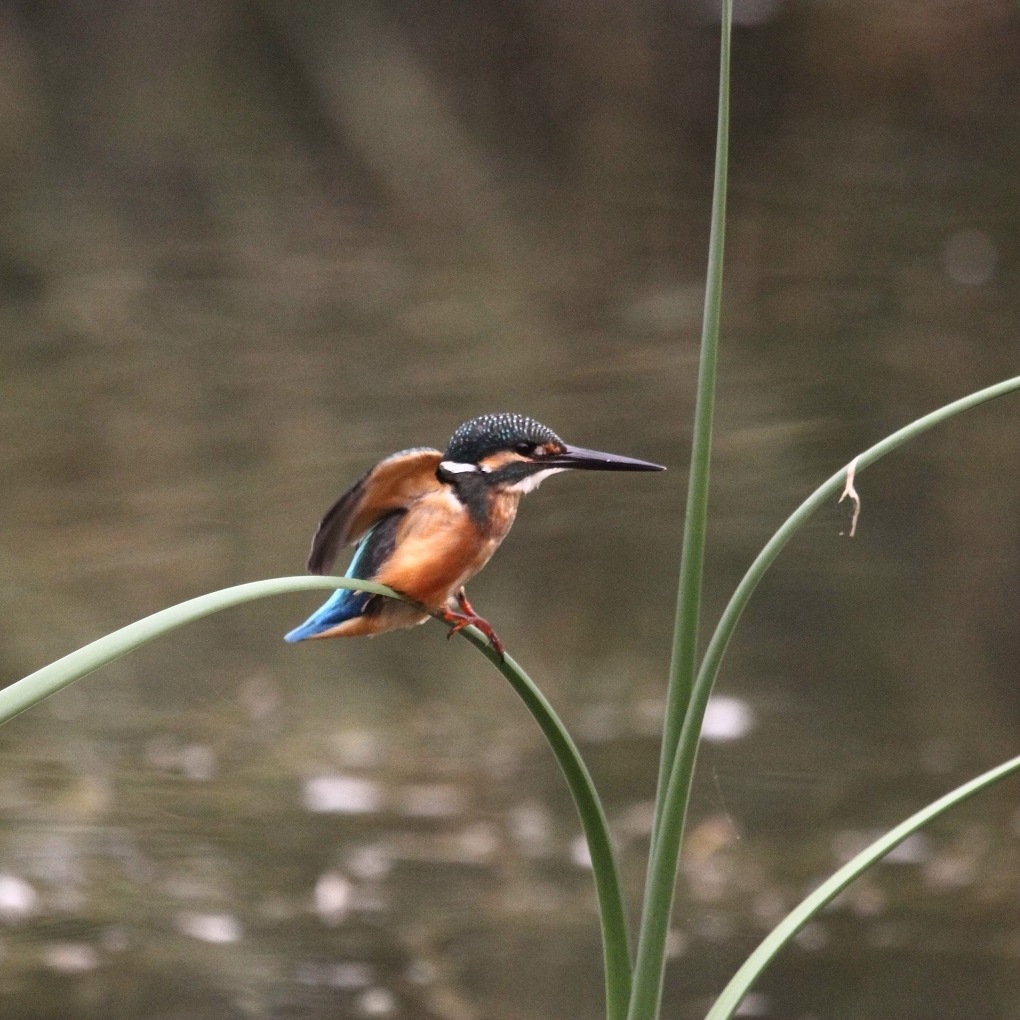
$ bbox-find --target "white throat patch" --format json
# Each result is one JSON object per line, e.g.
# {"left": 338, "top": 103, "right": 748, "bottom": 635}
{"left": 508, "top": 467, "right": 566, "bottom": 494}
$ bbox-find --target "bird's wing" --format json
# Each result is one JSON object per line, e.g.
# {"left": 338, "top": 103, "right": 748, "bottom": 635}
{"left": 306, "top": 447, "right": 443, "bottom": 574}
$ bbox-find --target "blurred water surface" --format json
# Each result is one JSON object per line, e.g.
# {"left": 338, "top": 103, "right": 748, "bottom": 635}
{"left": 0, "top": 3, "right": 1018, "bottom": 1018}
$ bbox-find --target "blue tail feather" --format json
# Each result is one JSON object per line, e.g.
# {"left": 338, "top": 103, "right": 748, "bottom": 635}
{"left": 284, "top": 586, "right": 374, "bottom": 642}
{"left": 285, "top": 526, "right": 390, "bottom": 642}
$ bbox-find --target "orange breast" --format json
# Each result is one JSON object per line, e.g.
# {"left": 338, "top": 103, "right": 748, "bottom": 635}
{"left": 375, "top": 489, "right": 519, "bottom": 609}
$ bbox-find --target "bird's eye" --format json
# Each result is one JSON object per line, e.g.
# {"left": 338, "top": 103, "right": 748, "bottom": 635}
{"left": 515, "top": 442, "right": 535, "bottom": 455}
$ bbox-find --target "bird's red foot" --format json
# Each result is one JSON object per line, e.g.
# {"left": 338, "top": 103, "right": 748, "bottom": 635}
{"left": 438, "top": 598, "right": 505, "bottom": 658}
{"left": 454, "top": 588, "right": 480, "bottom": 618}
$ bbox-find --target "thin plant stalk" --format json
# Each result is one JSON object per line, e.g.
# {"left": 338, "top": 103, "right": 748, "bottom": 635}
{"left": 630, "top": 0, "right": 732, "bottom": 1014}
{"left": 457, "top": 628, "right": 633, "bottom": 1017}
{"left": 650, "top": 0, "right": 732, "bottom": 848}
{"left": 0, "top": 576, "right": 632, "bottom": 1018}
{"left": 705, "top": 753, "right": 1020, "bottom": 1020}
{"left": 637, "top": 375, "right": 1020, "bottom": 1020}
{"left": 696, "top": 376, "right": 1020, "bottom": 735}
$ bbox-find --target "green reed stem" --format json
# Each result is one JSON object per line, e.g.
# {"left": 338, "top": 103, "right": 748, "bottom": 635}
{"left": 706, "top": 753, "right": 1020, "bottom": 1020}
{"left": 642, "top": 375, "right": 1020, "bottom": 1020}
{"left": 630, "top": 0, "right": 731, "bottom": 1015}
{"left": 0, "top": 575, "right": 632, "bottom": 1019}
{"left": 455, "top": 628, "right": 633, "bottom": 1018}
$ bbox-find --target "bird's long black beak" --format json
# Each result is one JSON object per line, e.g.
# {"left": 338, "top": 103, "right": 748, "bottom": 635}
{"left": 542, "top": 444, "right": 666, "bottom": 472}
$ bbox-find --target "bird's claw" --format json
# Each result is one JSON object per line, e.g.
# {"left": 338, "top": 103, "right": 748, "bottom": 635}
{"left": 438, "top": 603, "right": 505, "bottom": 658}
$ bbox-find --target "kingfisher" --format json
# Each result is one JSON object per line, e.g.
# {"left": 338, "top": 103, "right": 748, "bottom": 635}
{"left": 284, "top": 412, "right": 665, "bottom": 655}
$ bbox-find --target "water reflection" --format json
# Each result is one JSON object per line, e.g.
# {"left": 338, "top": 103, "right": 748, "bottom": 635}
{"left": 2, "top": 1, "right": 1019, "bottom": 1018}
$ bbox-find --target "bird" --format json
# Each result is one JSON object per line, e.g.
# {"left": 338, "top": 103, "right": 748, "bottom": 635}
{"left": 284, "top": 412, "right": 665, "bottom": 655}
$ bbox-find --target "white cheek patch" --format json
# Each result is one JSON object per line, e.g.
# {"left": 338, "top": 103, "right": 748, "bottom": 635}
{"left": 440, "top": 460, "right": 479, "bottom": 474}
{"left": 508, "top": 467, "right": 566, "bottom": 494}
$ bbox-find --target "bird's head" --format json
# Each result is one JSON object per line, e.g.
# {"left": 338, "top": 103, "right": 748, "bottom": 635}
{"left": 437, "top": 413, "right": 664, "bottom": 494}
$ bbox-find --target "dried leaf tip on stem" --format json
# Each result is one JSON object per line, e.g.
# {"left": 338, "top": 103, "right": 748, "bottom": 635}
{"left": 839, "top": 456, "right": 862, "bottom": 537}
